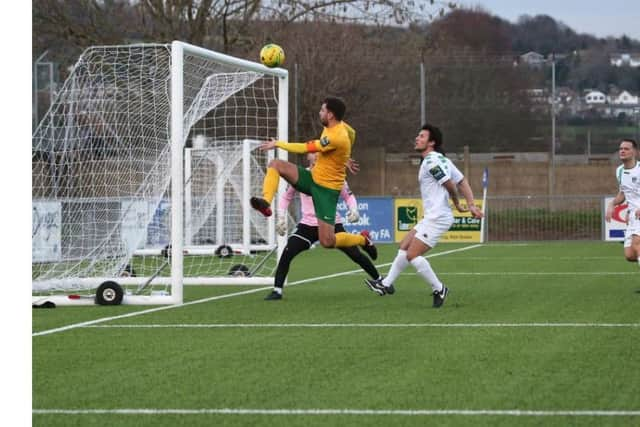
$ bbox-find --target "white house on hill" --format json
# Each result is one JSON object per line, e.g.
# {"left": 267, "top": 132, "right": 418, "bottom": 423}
{"left": 610, "top": 53, "right": 640, "bottom": 67}
{"left": 584, "top": 90, "right": 606, "bottom": 104}
{"left": 520, "top": 51, "right": 545, "bottom": 67}
{"left": 607, "top": 90, "right": 639, "bottom": 105}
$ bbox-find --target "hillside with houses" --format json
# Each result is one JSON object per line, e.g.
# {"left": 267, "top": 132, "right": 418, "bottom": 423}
{"left": 521, "top": 51, "right": 640, "bottom": 121}
{"left": 33, "top": 3, "right": 640, "bottom": 156}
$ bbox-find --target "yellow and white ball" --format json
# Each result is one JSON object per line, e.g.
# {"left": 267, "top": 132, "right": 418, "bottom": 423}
{"left": 260, "top": 44, "right": 285, "bottom": 68}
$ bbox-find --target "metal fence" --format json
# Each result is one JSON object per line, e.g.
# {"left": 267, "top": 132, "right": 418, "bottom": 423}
{"left": 486, "top": 195, "right": 604, "bottom": 241}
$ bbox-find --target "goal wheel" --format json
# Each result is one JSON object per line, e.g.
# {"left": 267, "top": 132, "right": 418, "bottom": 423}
{"left": 228, "top": 264, "right": 250, "bottom": 277}
{"left": 161, "top": 244, "right": 172, "bottom": 258}
{"left": 215, "top": 244, "right": 233, "bottom": 258}
{"left": 95, "top": 281, "right": 124, "bottom": 305}
{"left": 120, "top": 263, "right": 136, "bottom": 277}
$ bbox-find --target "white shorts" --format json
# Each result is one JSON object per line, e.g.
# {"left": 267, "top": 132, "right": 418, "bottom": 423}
{"left": 413, "top": 216, "right": 454, "bottom": 248}
{"left": 624, "top": 214, "right": 640, "bottom": 248}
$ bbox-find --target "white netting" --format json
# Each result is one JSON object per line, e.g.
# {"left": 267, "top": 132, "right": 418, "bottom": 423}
{"left": 32, "top": 43, "right": 286, "bottom": 302}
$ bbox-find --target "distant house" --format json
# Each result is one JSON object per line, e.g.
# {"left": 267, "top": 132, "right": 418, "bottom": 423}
{"left": 607, "top": 90, "right": 639, "bottom": 105}
{"left": 526, "top": 88, "right": 548, "bottom": 104}
{"left": 526, "top": 86, "right": 580, "bottom": 114}
{"left": 607, "top": 89, "right": 640, "bottom": 118}
{"left": 556, "top": 86, "right": 576, "bottom": 103}
{"left": 610, "top": 53, "right": 640, "bottom": 67}
{"left": 519, "top": 51, "right": 546, "bottom": 68}
{"left": 584, "top": 90, "right": 606, "bottom": 104}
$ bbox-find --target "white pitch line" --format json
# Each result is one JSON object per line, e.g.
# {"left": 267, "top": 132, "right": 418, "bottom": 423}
{"left": 87, "top": 322, "right": 640, "bottom": 329}
{"left": 422, "top": 272, "right": 637, "bottom": 276}
{"left": 32, "top": 408, "right": 640, "bottom": 417}
{"left": 32, "top": 244, "right": 484, "bottom": 337}
{"left": 453, "top": 256, "right": 620, "bottom": 260}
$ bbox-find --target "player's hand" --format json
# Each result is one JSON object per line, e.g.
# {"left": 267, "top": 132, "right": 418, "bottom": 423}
{"left": 259, "top": 138, "right": 278, "bottom": 151}
{"left": 454, "top": 202, "right": 468, "bottom": 213}
{"left": 276, "top": 215, "right": 287, "bottom": 236}
{"left": 605, "top": 204, "right": 614, "bottom": 222}
{"left": 635, "top": 209, "right": 640, "bottom": 220}
{"left": 469, "top": 205, "right": 484, "bottom": 219}
{"left": 346, "top": 209, "right": 360, "bottom": 223}
{"left": 346, "top": 158, "right": 359, "bottom": 174}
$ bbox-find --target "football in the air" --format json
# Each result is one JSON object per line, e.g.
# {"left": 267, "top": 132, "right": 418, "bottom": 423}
{"left": 260, "top": 44, "right": 285, "bottom": 68}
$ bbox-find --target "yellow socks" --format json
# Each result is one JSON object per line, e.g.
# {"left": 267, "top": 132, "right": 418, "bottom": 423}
{"left": 262, "top": 167, "right": 280, "bottom": 204}
{"left": 335, "top": 232, "right": 365, "bottom": 248}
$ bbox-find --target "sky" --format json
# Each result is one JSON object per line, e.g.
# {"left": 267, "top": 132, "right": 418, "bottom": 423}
{"left": 460, "top": 0, "right": 640, "bottom": 40}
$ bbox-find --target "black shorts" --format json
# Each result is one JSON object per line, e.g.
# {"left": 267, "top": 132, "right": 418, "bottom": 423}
{"left": 290, "top": 222, "right": 347, "bottom": 248}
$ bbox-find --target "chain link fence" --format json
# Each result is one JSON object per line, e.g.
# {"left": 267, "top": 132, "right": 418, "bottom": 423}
{"left": 486, "top": 195, "right": 604, "bottom": 241}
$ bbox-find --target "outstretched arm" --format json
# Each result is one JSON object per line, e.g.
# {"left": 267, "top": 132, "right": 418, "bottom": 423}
{"left": 259, "top": 138, "right": 336, "bottom": 154}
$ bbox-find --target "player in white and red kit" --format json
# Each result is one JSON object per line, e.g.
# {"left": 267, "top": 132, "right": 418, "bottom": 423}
{"left": 605, "top": 139, "right": 640, "bottom": 268}
{"left": 264, "top": 153, "right": 382, "bottom": 300}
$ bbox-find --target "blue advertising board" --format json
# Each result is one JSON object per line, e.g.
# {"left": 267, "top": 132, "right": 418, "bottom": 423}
{"left": 336, "top": 197, "right": 394, "bottom": 243}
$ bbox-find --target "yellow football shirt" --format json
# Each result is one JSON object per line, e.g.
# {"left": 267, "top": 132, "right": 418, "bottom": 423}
{"left": 311, "top": 122, "right": 352, "bottom": 190}
{"left": 274, "top": 121, "right": 355, "bottom": 190}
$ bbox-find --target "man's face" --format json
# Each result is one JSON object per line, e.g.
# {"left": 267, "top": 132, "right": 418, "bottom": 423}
{"left": 619, "top": 141, "right": 636, "bottom": 161}
{"left": 319, "top": 103, "right": 331, "bottom": 127}
{"left": 414, "top": 129, "right": 430, "bottom": 152}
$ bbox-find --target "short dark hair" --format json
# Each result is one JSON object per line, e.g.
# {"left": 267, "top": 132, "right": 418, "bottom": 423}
{"left": 421, "top": 124, "right": 444, "bottom": 154}
{"left": 323, "top": 97, "right": 346, "bottom": 121}
{"left": 622, "top": 138, "right": 638, "bottom": 149}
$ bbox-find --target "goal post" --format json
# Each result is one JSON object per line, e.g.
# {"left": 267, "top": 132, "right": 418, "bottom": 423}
{"left": 32, "top": 41, "right": 289, "bottom": 306}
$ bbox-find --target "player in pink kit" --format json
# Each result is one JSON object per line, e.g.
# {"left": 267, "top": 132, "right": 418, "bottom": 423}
{"left": 264, "top": 153, "right": 382, "bottom": 300}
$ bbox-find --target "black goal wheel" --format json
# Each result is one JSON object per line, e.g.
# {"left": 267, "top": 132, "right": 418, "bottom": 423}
{"left": 215, "top": 244, "right": 233, "bottom": 258}
{"left": 228, "top": 264, "right": 250, "bottom": 277}
{"left": 161, "top": 244, "right": 172, "bottom": 258}
{"left": 120, "top": 263, "right": 137, "bottom": 277}
{"left": 95, "top": 281, "right": 124, "bottom": 306}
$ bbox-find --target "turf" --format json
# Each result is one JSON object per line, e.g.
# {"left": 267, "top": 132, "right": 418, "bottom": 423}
{"left": 32, "top": 242, "right": 640, "bottom": 426}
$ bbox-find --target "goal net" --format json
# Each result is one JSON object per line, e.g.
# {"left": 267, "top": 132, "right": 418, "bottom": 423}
{"left": 32, "top": 42, "right": 289, "bottom": 305}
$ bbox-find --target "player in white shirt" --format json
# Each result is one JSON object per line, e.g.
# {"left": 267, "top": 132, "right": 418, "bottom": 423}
{"left": 605, "top": 139, "right": 640, "bottom": 268}
{"left": 365, "top": 124, "right": 483, "bottom": 308}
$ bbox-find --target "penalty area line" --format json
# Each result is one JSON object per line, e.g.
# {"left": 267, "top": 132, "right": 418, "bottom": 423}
{"left": 32, "top": 244, "right": 483, "bottom": 337}
{"left": 87, "top": 322, "right": 640, "bottom": 329}
{"left": 32, "top": 408, "right": 640, "bottom": 417}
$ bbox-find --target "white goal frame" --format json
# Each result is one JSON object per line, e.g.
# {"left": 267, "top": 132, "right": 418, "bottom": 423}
{"left": 32, "top": 41, "right": 289, "bottom": 306}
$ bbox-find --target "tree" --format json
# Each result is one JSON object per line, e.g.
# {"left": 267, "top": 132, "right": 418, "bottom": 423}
{"left": 138, "top": 0, "right": 457, "bottom": 52}
{"left": 426, "top": 7, "right": 512, "bottom": 53}
{"left": 33, "top": 0, "right": 136, "bottom": 62}
{"left": 34, "top": 1, "right": 457, "bottom": 56}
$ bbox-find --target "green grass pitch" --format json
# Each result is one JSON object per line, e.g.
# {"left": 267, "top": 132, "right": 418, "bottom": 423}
{"left": 32, "top": 242, "right": 640, "bottom": 426}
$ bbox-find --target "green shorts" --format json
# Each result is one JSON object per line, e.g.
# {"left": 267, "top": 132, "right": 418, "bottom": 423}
{"left": 294, "top": 166, "right": 340, "bottom": 225}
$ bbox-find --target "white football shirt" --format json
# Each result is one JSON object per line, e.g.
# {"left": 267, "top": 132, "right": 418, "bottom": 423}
{"left": 418, "top": 152, "right": 464, "bottom": 220}
{"left": 616, "top": 161, "right": 640, "bottom": 210}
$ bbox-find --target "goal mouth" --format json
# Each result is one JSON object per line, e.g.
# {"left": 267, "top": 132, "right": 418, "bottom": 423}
{"left": 32, "top": 41, "right": 290, "bottom": 305}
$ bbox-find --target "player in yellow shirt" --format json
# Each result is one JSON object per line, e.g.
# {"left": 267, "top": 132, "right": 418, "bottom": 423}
{"left": 250, "top": 96, "right": 376, "bottom": 259}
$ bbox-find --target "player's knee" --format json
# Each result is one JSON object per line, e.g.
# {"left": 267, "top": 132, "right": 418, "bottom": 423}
{"left": 318, "top": 236, "right": 336, "bottom": 248}
{"left": 267, "top": 159, "right": 281, "bottom": 169}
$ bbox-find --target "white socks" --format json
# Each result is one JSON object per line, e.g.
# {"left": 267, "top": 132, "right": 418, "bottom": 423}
{"left": 382, "top": 250, "right": 444, "bottom": 292}
{"left": 273, "top": 287, "right": 282, "bottom": 295}
{"left": 382, "top": 250, "right": 410, "bottom": 287}
{"left": 410, "top": 256, "right": 443, "bottom": 293}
